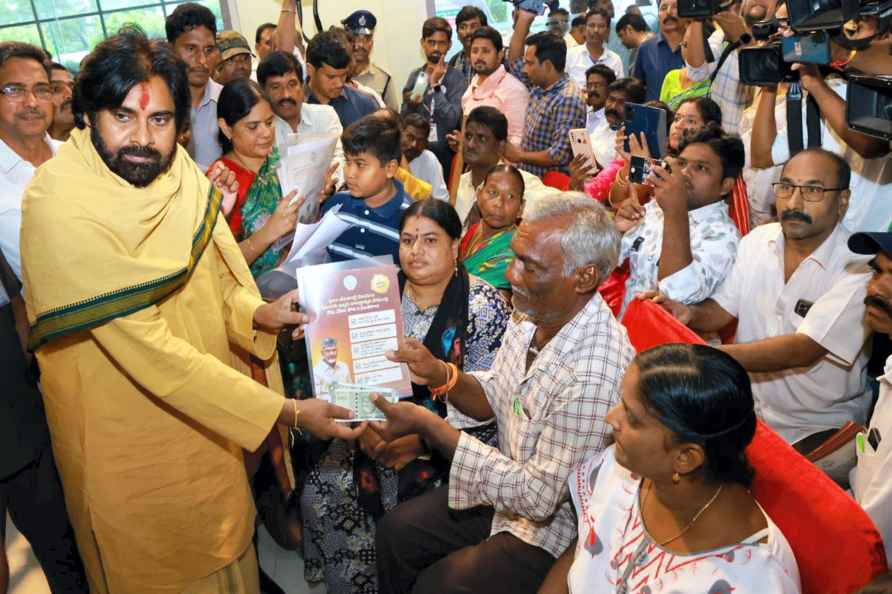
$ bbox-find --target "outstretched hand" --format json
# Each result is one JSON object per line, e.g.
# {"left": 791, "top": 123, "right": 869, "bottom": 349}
{"left": 385, "top": 338, "right": 447, "bottom": 386}
{"left": 292, "top": 398, "right": 367, "bottom": 440}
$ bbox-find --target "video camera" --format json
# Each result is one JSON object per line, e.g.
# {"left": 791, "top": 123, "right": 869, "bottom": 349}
{"left": 503, "top": 0, "right": 562, "bottom": 15}
{"left": 741, "top": 0, "right": 892, "bottom": 86}
{"left": 677, "top": 0, "right": 736, "bottom": 19}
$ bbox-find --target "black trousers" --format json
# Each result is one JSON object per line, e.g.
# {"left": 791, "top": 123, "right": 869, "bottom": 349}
{"left": 0, "top": 445, "right": 88, "bottom": 594}
{"left": 376, "top": 485, "right": 555, "bottom": 594}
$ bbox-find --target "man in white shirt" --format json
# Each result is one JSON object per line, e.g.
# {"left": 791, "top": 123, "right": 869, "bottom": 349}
{"left": 615, "top": 128, "right": 743, "bottom": 315}
{"left": 460, "top": 26, "right": 529, "bottom": 147}
{"left": 582, "top": 64, "right": 616, "bottom": 166}
{"left": 589, "top": 77, "right": 645, "bottom": 168}
{"left": 401, "top": 113, "right": 449, "bottom": 201}
{"left": 257, "top": 50, "right": 344, "bottom": 182}
{"left": 454, "top": 106, "right": 553, "bottom": 225}
{"left": 654, "top": 148, "right": 873, "bottom": 444}
{"left": 847, "top": 231, "right": 892, "bottom": 566}
{"left": 312, "top": 337, "right": 351, "bottom": 399}
{"left": 751, "top": 70, "right": 892, "bottom": 232}
{"left": 566, "top": 8, "right": 625, "bottom": 90}
{"left": 0, "top": 41, "right": 88, "bottom": 594}
{"left": 166, "top": 3, "right": 223, "bottom": 170}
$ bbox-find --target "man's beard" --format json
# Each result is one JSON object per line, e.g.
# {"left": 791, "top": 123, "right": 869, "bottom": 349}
{"left": 91, "top": 125, "right": 174, "bottom": 188}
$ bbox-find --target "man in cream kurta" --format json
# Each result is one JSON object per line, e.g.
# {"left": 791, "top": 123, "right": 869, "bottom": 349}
{"left": 20, "top": 30, "right": 360, "bottom": 594}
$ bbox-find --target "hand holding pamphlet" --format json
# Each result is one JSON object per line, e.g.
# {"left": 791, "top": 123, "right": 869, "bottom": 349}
{"left": 296, "top": 259, "right": 413, "bottom": 402}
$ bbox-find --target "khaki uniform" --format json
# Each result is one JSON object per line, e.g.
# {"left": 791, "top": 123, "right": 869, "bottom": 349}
{"left": 355, "top": 62, "right": 400, "bottom": 111}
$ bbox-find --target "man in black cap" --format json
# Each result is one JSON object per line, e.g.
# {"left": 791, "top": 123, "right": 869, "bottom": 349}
{"left": 847, "top": 230, "right": 892, "bottom": 567}
{"left": 343, "top": 10, "right": 400, "bottom": 112}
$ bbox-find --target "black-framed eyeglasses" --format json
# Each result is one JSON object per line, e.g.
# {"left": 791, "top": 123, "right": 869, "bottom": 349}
{"left": 772, "top": 182, "right": 846, "bottom": 202}
{"left": 0, "top": 83, "right": 53, "bottom": 102}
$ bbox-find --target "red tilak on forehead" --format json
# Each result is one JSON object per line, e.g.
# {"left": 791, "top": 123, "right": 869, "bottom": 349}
{"left": 138, "top": 82, "right": 150, "bottom": 111}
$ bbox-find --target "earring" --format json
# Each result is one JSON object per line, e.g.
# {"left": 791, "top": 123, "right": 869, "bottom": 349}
{"left": 672, "top": 472, "right": 680, "bottom": 484}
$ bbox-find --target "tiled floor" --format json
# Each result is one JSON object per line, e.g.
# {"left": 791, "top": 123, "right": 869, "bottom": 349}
{"left": 4, "top": 515, "right": 326, "bottom": 594}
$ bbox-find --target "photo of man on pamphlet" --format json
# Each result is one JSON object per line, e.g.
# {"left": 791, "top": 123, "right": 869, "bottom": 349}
{"left": 312, "top": 337, "right": 352, "bottom": 399}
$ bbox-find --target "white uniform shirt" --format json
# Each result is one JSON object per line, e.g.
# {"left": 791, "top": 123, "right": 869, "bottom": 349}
{"left": 408, "top": 150, "right": 449, "bottom": 201}
{"left": 711, "top": 223, "right": 873, "bottom": 442}
{"left": 0, "top": 136, "right": 60, "bottom": 306}
{"left": 851, "top": 353, "right": 892, "bottom": 566}
{"left": 619, "top": 199, "right": 741, "bottom": 315}
{"left": 565, "top": 44, "right": 625, "bottom": 90}
{"left": 771, "top": 78, "right": 892, "bottom": 232}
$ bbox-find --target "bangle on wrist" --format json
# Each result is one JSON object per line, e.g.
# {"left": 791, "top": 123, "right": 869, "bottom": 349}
{"left": 291, "top": 399, "right": 303, "bottom": 434}
{"left": 430, "top": 361, "right": 459, "bottom": 401}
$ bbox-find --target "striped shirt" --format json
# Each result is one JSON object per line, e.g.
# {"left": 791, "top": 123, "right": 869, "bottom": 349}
{"left": 448, "top": 293, "right": 634, "bottom": 558}
{"left": 321, "top": 180, "right": 412, "bottom": 263}
{"left": 509, "top": 58, "right": 587, "bottom": 178}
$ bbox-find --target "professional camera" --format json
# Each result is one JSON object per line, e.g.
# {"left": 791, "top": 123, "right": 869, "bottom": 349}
{"left": 503, "top": 0, "right": 562, "bottom": 15}
{"left": 847, "top": 74, "right": 892, "bottom": 140}
{"left": 677, "top": 0, "right": 735, "bottom": 19}
{"left": 739, "top": 31, "right": 832, "bottom": 85}
{"left": 752, "top": 18, "right": 782, "bottom": 40}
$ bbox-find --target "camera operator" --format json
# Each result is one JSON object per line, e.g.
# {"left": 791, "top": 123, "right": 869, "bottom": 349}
{"left": 750, "top": 19, "right": 892, "bottom": 232}
{"left": 682, "top": 0, "right": 781, "bottom": 135}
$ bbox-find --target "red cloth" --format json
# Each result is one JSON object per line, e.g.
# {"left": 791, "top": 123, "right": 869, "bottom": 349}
{"left": 207, "top": 157, "right": 255, "bottom": 238}
{"left": 620, "top": 299, "right": 889, "bottom": 594}
{"left": 597, "top": 262, "right": 630, "bottom": 319}
{"left": 730, "top": 176, "right": 751, "bottom": 237}
{"left": 620, "top": 298, "right": 705, "bottom": 351}
{"left": 542, "top": 171, "right": 571, "bottom": 191}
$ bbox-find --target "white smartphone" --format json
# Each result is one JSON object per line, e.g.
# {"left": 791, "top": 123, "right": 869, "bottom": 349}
{"left": 569, "top": 129, "right": 600, "bottom": 173}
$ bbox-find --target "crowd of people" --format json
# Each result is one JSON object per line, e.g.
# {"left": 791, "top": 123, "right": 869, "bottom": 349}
{"left": 1, "top": 0, "right": 891, "bottom": 593}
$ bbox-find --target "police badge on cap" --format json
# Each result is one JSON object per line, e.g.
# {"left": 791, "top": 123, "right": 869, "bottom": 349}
{"left": 342, "top": 10, "right": 377, "bottom": 36}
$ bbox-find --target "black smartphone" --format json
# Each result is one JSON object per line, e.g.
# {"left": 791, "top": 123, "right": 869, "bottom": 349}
{"left": 624, "top": 103, "right": 668, "bottom": 159}
{"left": 629, "top": 155, "right": 671, "bottom": 184}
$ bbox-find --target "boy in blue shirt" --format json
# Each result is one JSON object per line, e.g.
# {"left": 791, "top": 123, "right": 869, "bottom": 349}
{"left": 322, "top": 115, "right": 413, "bottom": 262}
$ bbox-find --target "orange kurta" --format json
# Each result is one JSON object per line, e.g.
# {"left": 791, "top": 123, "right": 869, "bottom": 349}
{"left": 21, "top": 129, "right": 287, "bottom": 594}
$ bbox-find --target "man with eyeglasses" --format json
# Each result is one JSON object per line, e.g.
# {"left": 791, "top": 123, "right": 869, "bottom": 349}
{"left": 166, "top": 2, "right": 223, "bottom": 170}
{"left": 650, "top": 147, "right": 874, "bottom": 447}
{"left": 0, "top": 41, "right": 88, "bottom": 594}
{"left": 48, "top": 62, "right": 74, "bottom": 141}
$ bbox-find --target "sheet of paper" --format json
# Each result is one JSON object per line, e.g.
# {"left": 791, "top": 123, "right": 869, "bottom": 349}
{"left": 277, "top": 132, "right": 339, "bottom": 223}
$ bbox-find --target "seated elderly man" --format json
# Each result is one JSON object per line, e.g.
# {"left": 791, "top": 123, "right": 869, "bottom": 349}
{"left": 454, "top": 106, "right": 553, "bottom": 225}
{"left": 653, "top": 148, "right": 873, "bottom": 445}
{"left": 371, "top": 194, "right": 635, "bottom": 594}
{"left": 847, "top": 231, "right": 892, "bottom": 566}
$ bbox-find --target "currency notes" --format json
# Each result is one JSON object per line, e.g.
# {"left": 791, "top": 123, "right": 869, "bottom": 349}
{"left": 330, "top": 383, "right": 399, "bottom": 422}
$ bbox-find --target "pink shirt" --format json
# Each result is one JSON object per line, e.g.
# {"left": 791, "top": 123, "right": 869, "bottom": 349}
{"left": 461, "top": 65, "right": 529, "bottom": 146}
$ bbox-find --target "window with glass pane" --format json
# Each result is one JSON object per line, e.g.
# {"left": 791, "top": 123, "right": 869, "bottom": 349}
{"left": 0, "top": 0, "right": 227, "bottom": 71}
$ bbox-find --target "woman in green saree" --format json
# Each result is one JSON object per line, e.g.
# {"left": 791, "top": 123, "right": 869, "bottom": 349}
{"left": 459, "top": 164, "right": 525, "bottom": 295}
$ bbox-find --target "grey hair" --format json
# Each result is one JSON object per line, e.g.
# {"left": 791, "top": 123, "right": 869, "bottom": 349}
{"left": 523, "top": 192, "right": 620, "bottom": 279}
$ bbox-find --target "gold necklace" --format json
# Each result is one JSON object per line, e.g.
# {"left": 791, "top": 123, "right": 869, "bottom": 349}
{"left": 642, "top": 480, "right": 724, "bottom": 547}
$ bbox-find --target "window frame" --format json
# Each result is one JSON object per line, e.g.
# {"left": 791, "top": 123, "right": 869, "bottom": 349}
{"left": 0, "top": 0, "right": 232, "bottom": 65}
